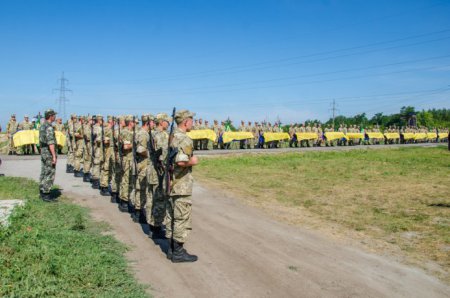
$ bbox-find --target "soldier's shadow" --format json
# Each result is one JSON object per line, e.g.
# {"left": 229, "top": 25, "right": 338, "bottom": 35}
{"left": 138, "top": 223, "right": 170, "bottom": 255}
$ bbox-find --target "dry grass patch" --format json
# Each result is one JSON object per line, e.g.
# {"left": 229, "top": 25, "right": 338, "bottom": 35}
{"left": 196, "top": 146, "right": 450, "bottom": 281}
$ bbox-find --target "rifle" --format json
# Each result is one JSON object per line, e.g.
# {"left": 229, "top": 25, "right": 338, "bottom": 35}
{"left": 118, "top": 118, "right": 123, "bottom": 168}
{"left": 164, "top": 107, "right": 177, "bottom": 197}
{"left": 111, "top": 117, "right": 116, "bottom": 163}
{"left": 101, "top": 119, "right": 105, "bottom": 160}
{"left": 66, "top": 120, "right": 73, "bottom": 152}
{"left": 90, "top": 116, "right": 96, "bottom": 164}
{"left": 72, "top": 119, "right": 78, "bottom": 151}
{"left": 132, "top": 116, "right": 138, "bottom": 178}
{"left": 147, "top": 121, "right": 164, "bottom": 190}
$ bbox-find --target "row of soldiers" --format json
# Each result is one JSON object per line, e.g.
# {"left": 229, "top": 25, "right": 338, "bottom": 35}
{"left": 5, "top": 114, "right": 65, "bottom": 155}
{"left": 65, "top": 110, "right": 199, "bottom": 263}
{"left": 190, "top": 118, "right": 449, "bottom": 149}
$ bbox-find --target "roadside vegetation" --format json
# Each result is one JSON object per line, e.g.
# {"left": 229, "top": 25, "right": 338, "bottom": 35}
{"left": 196, "top": 146, "right": 450, "bottom": 281}
{"left": 0, "top": 177, "right": 149, "bottom": 297}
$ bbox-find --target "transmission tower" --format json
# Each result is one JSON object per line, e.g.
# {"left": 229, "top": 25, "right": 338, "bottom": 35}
{"left": 53, "top": 72, "right": 72, "bottom": 121}
{"left": 329, "top": 99, "right": 340, "bottom": 128}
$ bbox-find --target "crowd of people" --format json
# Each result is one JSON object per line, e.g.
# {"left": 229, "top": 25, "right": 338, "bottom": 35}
{"left": 50, "top": 110, "right": 199, "bottom": 263}
{"left": 190, "top": 118, "right": 449, "bottom": 149}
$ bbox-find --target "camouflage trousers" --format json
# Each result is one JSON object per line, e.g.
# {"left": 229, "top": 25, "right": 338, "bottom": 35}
{"left": 8, "top": 137, "right": 16, "bottom": 154}
{"left": 119, "top": 154, "right": 134, "bottom": 202}
{"left": 165, "top": 195, "right": 192, "bottom": 243}
{"left": 132, "top": 158, "right": 148, "bottom": 210}
{"left": 92, "top": 145, "right": 104, "bottom": 180}
{"left": 146, "top": 184, "right": 167, "bottom": 227}
{"left": 39, "top": 148, "right": 55, "bottom": 193}
{"left": 100, "top": 146, "right": 113, "bottom": 188}
{"left": 111, "top": 156, "right": 122, "bottom": 194}
{"left": 83, "top": 142, "right": 92, "bottom": 174}
{"left": 66, "top": 138, "right": 74, "bottom": 166}
{"left": 74, "top": 140, "right": 84, "bottom": 171}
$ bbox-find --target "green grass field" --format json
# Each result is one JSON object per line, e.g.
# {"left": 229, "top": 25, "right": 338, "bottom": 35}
{"left": 196, "top": 146, "right": 450, "bottom": 280}
{"left": 0, "top": 177, "right": 149, "bottom": 297}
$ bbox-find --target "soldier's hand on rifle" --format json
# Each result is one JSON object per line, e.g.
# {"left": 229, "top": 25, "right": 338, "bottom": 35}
{"left": 177, "top": 155, "right": 199, "bottom": 167}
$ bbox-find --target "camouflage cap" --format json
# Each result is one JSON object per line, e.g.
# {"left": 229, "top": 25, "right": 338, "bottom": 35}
{"left": 71, "top": 113, "right": 77, "bottom": 118}
{"left": 11, "top": 114, "right": 16, "bottom": 117}
{"left": 155, "top": 113, "right": 172, "bottom": 124}
{"left": 141, "top": 114, "right": 149, "bottom": 122}
{"left": 96, "top": 115, "right": 103, "bottom": 120}
{"left": 24, "top": 115, "right": 29, "bottom": 118}
{"left": 107, "top": 115, "right": 112, "bottom": 121}
{"left": 44, "top": 109, "right": 57, "bottom": 118}
{"left": 148, "top": 114, "right": 156, "bottom": 121}
{"left": 175, "top": 109, "right": 195, "bottom": 124}
{"left": 125, "top": 115, "right": 134, "bottom": 122}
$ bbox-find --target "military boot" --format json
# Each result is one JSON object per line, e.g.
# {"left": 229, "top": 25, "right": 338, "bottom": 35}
{"left": 166, "top": 238, "right": 173, "bottom": 260}
{"left": 100, "top": 187, "right": 110, "bottom": 196}
{"left": 66, "top": 164, "right": 70, "bottom": 173}
{"left": 40, "top": 192, "right": 55, "bottom": 203}
{"left": 74, "top": 170, "right": 83, "bottom": 177}
{"left": 171, "top": 241, "right": 198, "bottom": 263}
{"left": 91, "top": 179, "right": 100, "bottom": 189}
{"left": 131, "top": 209, "right": 141, "bottom": 223}
{"left": 83, "top": 173, "right": 90, "bottom": 182}
{"left": 110, "top": 192, "right": 118, "bottom": 203}
{"left": 68, "top": 165, "right": 74, "bottom": 173}
{"left": 151, "top": 227, "right": 166, "bottom": 239}
{"left": 118, "top": 200, "right": 128, "bottom": 212}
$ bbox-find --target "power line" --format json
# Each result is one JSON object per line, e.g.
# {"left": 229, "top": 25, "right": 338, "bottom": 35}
{"left": 53, "top": 72, "right": 72, "bottom": 121}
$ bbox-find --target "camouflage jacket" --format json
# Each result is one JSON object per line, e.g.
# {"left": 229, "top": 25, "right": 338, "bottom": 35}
{"left": 39, "top": 122, "right": 56, "bottom": 149}
{"left": 170, "top": 127, "right": 194, "bottom": 196}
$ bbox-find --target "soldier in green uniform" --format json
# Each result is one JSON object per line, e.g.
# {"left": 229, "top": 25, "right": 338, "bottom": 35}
{"left": 99, "top": 116, "right": 113, "bottom": 196}
{"left": 118, "top": 115, "right": 135, "bottom": 212}
{"left": 147, "top": 113, "right": 170, "bottom": 239}
{"left": 132, "top": 114, "right": 151, "bottom": 223}
{"left": 66, "top": 114, "right": 77, "bottom": 173}
{"left": 39, "top": 109, "right": 58, "bottom": 202}
{"left": 73, "top": 115, "right": 85, "bottom": 178}
{"left": 165, "top": 109, "right": 199, "bottom": 262}
{"left": 110, "top": 116, "right": 125, "bottom": 203}
{"left": 6, "top": 114, "right": 18, "bottom": 155}
{"left": 82, "top": 116, "right": 94, "bottom": 182}
{"left": 91, "top": 115, "right": 104, "bottom": 189}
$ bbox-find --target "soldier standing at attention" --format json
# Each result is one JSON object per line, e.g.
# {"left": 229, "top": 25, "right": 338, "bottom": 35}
{"left": 6, "top": 114, "right": 18, "bottom": 155}
{"left": 166, "top": 110, "right": 199, "bottom": 263}
{"left": 147, "top": 113, "right": 171, "bottom": 239}
{"left": 39, "top": 109, "right": 58, "bottom": 202}
{"left": 53, "top": 117, "right": 65, "bottom": 154}
{"left": 91, "top": 115, "right": 104, "bottom": 189}
{"left": 99, "top": 116, "right": 113, "bottom": 196}
{"left": 66, "top": 114, "right": 76, "bottom": 173}
{"left": 118, "top": 115, "right": 135, "bottom": 213}
{"left": 73, "top": 115, "right": 85, "bottom": 178}
{"left": 132, "top": 114, "right": 151, "bottom": 223}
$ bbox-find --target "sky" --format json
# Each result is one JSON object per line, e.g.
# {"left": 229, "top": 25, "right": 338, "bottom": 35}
{"left": 0, "top": 0, "right": 450, "bottom": 127}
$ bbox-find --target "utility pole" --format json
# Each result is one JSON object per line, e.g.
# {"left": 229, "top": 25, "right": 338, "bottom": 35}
{"left": 53, "top": 72, "right": 72, "bottom": 122}
{"left": 329, "top": 99, "right": 339, "bottom": 129}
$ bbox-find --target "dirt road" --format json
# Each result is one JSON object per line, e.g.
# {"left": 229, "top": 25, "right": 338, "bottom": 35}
{"left": 1, "top": 154, "right": 449, "bottom": 298}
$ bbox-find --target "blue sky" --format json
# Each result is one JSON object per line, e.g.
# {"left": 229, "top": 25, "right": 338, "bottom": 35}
{"left": 1, "top": 0, "right": 449, "bottom": 127}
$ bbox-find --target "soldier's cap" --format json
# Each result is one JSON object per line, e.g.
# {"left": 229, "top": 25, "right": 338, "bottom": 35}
{"left": 24, "top": 115, "right": 29, "bottom": 118}
{"left": 141, "top": 114, "right": 150, "bottom": 122}
{"left": 71, "top": 113, "right": 77, "bottom": 118}
{"left": 156, "top": 113, "right": 172, "bottom": 123}
{"left": 174, "top": 109, "right": 195, "bottom": 124}
{"left": 96, "top": 115, "right": 103, "bottom": 120}
{"left": 125, "top": 115, "right": 134, "bottom": 122}
{"left": 107, "top": 115, "right": 112, "bottom": 121}
{"left": 11, "top": 114, "right": 16, "bottom": 117}
{"left": 44, "top": 109, "right": 57, "bottom": 118}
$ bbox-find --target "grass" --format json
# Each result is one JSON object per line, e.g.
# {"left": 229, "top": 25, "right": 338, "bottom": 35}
{"left": 196, "top": 146, "right": 450, "bottom": 280}
{"left": 0, "top": 177, "right": 149, "bottom": 298}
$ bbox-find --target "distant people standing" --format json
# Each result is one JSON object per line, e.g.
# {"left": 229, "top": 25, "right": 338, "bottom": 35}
{"left": 39, "top": 109, "right": 58, "bottom": 202}
{"left": 6, "top": 114, "right": 18, "bottom": 155}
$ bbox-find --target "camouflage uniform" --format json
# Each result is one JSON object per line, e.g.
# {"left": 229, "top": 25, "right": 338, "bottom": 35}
{"left": 166, "top": 126, "right": 194, "bottom": 243}
{"left": 6, "top": 115, "right": 18, "bottom": 155}
{"left": 99, "top": 116, "right": 113, "bottom": 193}
{"left": 133, "top": 115, "right": 150, "bottom": 216}
{"left": 83, "top": 117, "right": 93, "bottom": 178}
{"left": 119, "top": 116, "right": 134, "bottom": 208}
{"left": 147, "top": 113, "right": 170, "bottom": 229}
{"left": 91, "top": 115, "right": 105, "bottom": 188}
{"left": 39, "top": 111, "right": 57, "bottom": 195}
{"left": 73, "top": 116, "right": 84, "bottom": 175}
